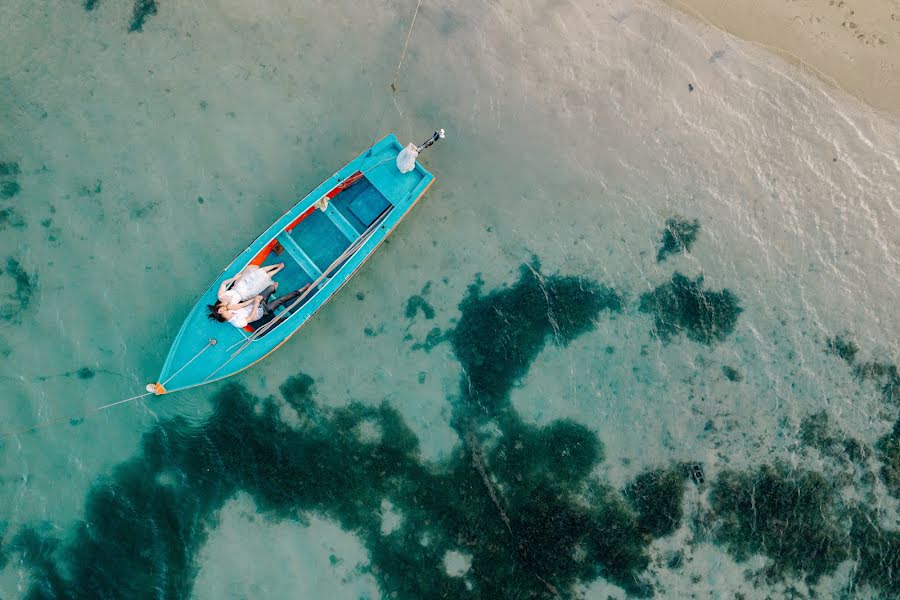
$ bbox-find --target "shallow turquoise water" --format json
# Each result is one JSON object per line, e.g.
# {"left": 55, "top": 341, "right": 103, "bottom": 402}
{"left": 1, "top": 0, "right": 899, "bottom": 598}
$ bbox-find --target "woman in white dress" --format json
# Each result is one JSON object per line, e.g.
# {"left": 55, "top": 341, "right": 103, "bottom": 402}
{"left": 217, "top": 263, "right": 284, "bottom": 306}
{"left": 206, "top": 263, "right": 285, "bottom": 325}
{"left": 209, "top": 281, "right": 310, "bottom": 329}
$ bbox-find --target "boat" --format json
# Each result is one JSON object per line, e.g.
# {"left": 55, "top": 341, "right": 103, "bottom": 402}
{"left": 146, "top": 131, "right": 443, "bottom": 395}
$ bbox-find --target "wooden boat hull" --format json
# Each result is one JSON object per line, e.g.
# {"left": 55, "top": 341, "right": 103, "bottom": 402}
{"left": 150, "top": 134, "right": 435, "bottom": 394}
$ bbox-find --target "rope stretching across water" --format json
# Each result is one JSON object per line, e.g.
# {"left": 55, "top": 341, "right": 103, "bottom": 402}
{"left": 0, "top": 341, "right": 216, "bottom": 439}
{"left": 0, "top": 391, "right": 154, "bottom": 439}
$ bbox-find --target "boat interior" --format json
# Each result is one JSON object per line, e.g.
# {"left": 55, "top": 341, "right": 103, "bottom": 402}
{"left": 245, "top": 175, "right": 393, "bottom": 333}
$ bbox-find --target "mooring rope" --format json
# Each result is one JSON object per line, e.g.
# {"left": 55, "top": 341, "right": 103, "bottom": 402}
{"left": 161, "top": 339, "right": 217, "bottom": 387}
{"left": 0, "top": 391, "right": 154, "bottom": 440}
{"left": 366, "top": 0, "right": 423, "bottom": 156}
{"left": 391, "top": 0, "right": 422, "bottom": 93}
{"left": 0, "top": 340, "right": 219, "bottom": 438}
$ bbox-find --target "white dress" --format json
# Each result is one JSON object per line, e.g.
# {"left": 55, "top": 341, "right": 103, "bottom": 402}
{"left": 232, "top": 265, "right": 274, "bottom": 299}
{"left": 219, "top": 265, "right": 273, "bottom": 328}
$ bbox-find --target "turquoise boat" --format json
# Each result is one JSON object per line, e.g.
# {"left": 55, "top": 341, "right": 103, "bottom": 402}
{"left": 147, "top": 132, "right": 442, "bottom": 395}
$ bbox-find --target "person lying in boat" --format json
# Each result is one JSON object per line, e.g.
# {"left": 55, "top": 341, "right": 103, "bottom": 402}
{"left": 207, "top": 282, "right": 310, "bottom": 329}
{"left": 211, "top": 263, "right": 285, "bottom": 313}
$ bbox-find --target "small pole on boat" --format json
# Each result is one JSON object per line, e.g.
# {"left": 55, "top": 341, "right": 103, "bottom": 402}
{"left": 417, "top": 129, "right": 446, "bottom": 153}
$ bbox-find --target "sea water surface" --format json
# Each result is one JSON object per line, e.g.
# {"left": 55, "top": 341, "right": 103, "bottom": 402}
{"left": 1, "top": 0, "right": 899, "bottom": 598}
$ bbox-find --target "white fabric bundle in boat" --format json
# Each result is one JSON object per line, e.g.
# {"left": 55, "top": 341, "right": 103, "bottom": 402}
{"left": 396, "top": 143, "right": 418, "bottom": 173}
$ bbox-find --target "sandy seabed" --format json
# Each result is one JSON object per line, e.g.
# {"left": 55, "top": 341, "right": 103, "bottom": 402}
{"left": 0, "top": 0, "right": 898, "bottom": 598}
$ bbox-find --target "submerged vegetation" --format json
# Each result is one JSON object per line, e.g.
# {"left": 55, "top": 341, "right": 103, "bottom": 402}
{"left": 410, "top": 326, "right": 446, "bottom": 352}
{"left": 404, "top": 281, "right": 435, "bottom": 320}
{"left": 639, "top": 273, "right": 742, "bottom": 345}
{"left": 721, "top": 365, "right": 742, "bottom": 382}
{"left": 404, "top": 295, "right": 435, "bottom": 320}
{"left": 1, "top": 390, "right": 661, "bottom": 598}
{"left": 656, "top": 217, "right": 700, "bottom": 262}
{"left": 0, "top": 207, "right": 26, "bottom": 231}
{"left": 0, "top": 257, "right": 38, "bottom": 322}
{"left": 823, "top": 335, "right": 900, "bottom": 405}
{"left": 451, "top": 259, "right": 622, "bottom": 416}
{"left": 8, "top": 261, "right": 898, "bottom": 598}
{"left": 625, "top": 467, "right": 689, "bottom": 538}
{"left": 709, "top": 459, "right": 900, "bottom": 596}
{"left": 6, "top": 263, "right": 683, "bottom": 598}
{"left": 0, "top": 181, "right": 20, "bottom": 200}
{"left": 710, "top": 463, "right": 848, "bottom": 581}
{"left": 83, "top": 0, "right": 159, "bottom": 31}
{"left": 128, "top": 0, "right": 158, "bottom": 32}
{"left": 876, "top": 419, "right": 900, "bottom": 498}
{"left": 855, "top": 361, "right": 900, "bottom": 405}
{"left": 847, "top": 509, "right": 900, "bottom": 595}
{"left": 826, "top": 335, "right": 859, "bottom": 364}
{"left": 799, "top": 410, "right": 870, "bottom": 464}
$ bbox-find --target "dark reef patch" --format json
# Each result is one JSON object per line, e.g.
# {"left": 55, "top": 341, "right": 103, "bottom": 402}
{"left": 129, "top": 200, "right": 159, "bottom": 219}
{"left": 639, "top": 273, "right": 741, "bottom": 345}
{"left": 799, "top": 411, "right": 870, "bottom": 464}
{"left": 404, "top": 282, "right": 435, "bottom": 320}
{"left": 0, "top": 522, "right": 7, "bottom": 569}
{"left": 8, "top": 527, "right": 67, "bottom": 595}
{"left": 876, "top": 419, "right": 900, "bottom": 498}
{"left": 404, "top": 295, "right": 435, "bottom": 320}
{"left": 84, "top": 0, "right": 99, "bottom": 10}
{"left": 826, "top": 335, "right": 859, "bottom": 364}
{"left": 488, "top": 418, "right": 603, "bottom": 490}
{"left": 0, "top": 257, "right": 38, "bottom": 322}
{"left": 128, "top": 0, "right": 158, "bottom": 32}
{"left": 78, "top": 179, "right": 102, "bottom": 197}
{"left": 823, "top": 336, "right": 900, "bottom": 405}
{"left": 11, "top": 378, "right": 665, "bottom": 599}
{"left": 75, "top": 367, "right": 96, "bottom": 380}
{"left": 710, "top": 463, "right": 847, "bottom": 581}
{"left": 0, "top": 161, "right": 20, "bottom": 176}
{"left": 656, "top": 217, "right": 700, "bottom": 262}
{"left": 855, "top": 361, "right": 900, "bottom": 405}
{"left": 721, "top": 365, "right": 742, "bottom": 382}
{"left": 625, "top": 467, "right": 689, "bottom": 538}
{"left": 410, "top": 327, "right": 445, "bottom": 353}
{"left": 450, "top": 259, "right": 622, "bottom": 415}
{"left": 10, "top": 264, "right": 683, "bottom": 599}
{"left": 0, "top": 207, "right": 26, "bottom": 230}
{"left": 847, "top": 508, "right": 900, "bottom": 595}
{"left": 0, "top": 181, "right": 21, "bottom": 199}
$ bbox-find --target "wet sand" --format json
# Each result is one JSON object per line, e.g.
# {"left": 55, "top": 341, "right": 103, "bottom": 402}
{"left": 661, "top": 0, "right": 900, "bottom": 115}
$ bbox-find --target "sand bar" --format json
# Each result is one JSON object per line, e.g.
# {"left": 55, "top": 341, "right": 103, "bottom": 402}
{"left": 660, "top": 0, "right": 900, "bottom": 115}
